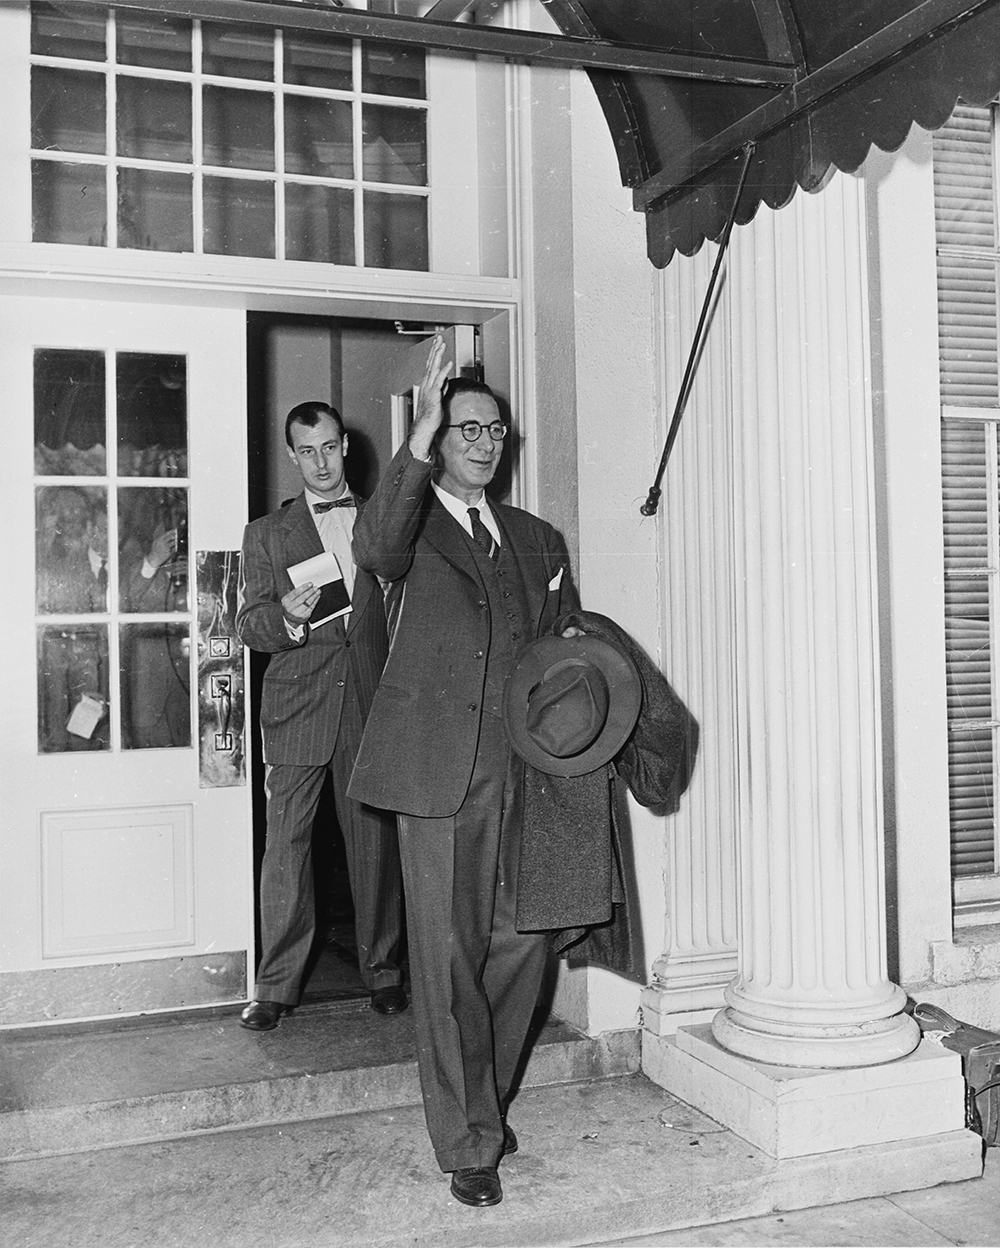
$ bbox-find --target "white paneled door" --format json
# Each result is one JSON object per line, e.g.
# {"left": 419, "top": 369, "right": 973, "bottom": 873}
{"left": 0, "top": 296, "right": 252, "bottom": 1026}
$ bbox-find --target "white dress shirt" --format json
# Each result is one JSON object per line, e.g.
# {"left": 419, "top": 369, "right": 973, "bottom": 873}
{"left": 431, "top": 481, "right": 502, "bottom": 550}
{"left": 304, "top": 487, "right": 356, "bottom": 602}
{"left": 284, "top": 488, "right": 356, "bottom": 641}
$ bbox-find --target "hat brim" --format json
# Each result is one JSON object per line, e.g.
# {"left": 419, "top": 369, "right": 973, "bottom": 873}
{"left": 503, "top": 634, "right": 642, "bottom": 777}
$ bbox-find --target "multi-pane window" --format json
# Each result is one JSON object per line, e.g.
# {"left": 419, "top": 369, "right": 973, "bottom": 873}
{"left": 933, "top": 103, "right": 1000, "bottom": 877}
{"left": 29, "top": 1, "right": 428, "bottom": 269}
{"left": 34, "top": 348, "right": 193, "bottom": 754}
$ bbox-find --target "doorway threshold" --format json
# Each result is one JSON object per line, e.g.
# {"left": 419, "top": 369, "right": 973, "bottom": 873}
{"left": 0, "top": 1000, "right": 639, "bottom": 1162}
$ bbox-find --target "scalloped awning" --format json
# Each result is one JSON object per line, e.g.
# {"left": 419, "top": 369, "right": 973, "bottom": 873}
{"left": 542, "top": 0, "right": 1000, "bottom": 265}
{"left": 102, "top": 0, "right": 1000, "bottom": 266}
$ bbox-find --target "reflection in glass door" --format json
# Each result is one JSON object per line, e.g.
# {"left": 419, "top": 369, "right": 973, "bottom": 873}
{"left": 34, "top": 348, "right": 192, "bottom": 753}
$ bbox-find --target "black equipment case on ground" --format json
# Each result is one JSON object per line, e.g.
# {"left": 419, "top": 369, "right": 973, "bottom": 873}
{"left": 914, "top": 1001, "right": 1000, "bottom": 1145}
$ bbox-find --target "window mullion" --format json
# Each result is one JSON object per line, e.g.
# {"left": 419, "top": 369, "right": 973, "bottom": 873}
{"left": 353, "top": 39, "right": 364, "bottom": 266}
{"left": 192, "top": 19, "right": 203, "bottom": 255}
{"left": 106, "top": 8, "right": 116, "bottom": 248}
{"left": 106, "top": 349, "right": 121, "bottom": 753}
{"left": 275, "top": 26, "right": 284, "bottom": 262}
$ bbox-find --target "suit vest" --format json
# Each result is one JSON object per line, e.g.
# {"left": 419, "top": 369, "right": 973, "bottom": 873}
{"left": 466, "top": 534, "right": 533, "bottom": 721}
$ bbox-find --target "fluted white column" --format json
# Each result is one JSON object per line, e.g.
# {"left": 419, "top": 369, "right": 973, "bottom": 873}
{"left": 712, "top": 172, "right": 919, "bottom": 1068}
{"left": 642, "top": 248, "right": 739, "bottom": 1031}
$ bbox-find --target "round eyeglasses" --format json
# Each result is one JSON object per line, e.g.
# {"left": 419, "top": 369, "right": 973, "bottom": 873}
{"left": 444, "top": 421, "right": 508, "bottom": 443}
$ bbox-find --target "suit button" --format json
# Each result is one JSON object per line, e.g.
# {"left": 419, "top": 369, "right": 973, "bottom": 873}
{"left": 474, "top": 650, "right": 484, "bottom": 659}
{"left": 468, "top": 702, "right": 477, "bottom": 712}
{"left": 337, "top": 680, "right": 345, "bottom": 688}
{"left": 344, "top": 639, "right": 351, "bottom": 647}
{"left": 502, "top": 591, "right": 511, "bottom": 599}
{"left": 478, "top": 600, "right": 487, "bottom": 610}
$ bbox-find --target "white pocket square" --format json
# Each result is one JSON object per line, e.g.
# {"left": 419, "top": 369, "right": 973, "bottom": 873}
{"left": 547, "top": 567, "right": 564, "bottom": 591}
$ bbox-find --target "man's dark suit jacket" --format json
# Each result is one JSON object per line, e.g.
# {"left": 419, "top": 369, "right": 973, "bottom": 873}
{"left": 348, "top": 444, "right": 579, "bottom": 818}
{"left": 236, "top": 493, "right": 387, "bottom": 766}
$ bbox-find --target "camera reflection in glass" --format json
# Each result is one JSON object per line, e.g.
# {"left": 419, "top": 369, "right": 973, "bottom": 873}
{"left": 118, "top": 486, "right": 191, "bottom": 749}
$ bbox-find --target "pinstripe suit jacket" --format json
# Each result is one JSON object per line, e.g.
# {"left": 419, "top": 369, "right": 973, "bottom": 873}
{"left": 348, "top": 444, "right": 579, "bottom": 818}
{"left": 236, "top": 493, "right": 388, "bottom": 767}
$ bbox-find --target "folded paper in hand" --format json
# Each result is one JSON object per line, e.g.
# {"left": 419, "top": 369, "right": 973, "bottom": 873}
{"left": 288, "top": 551, "right": 351, "bottom": 627}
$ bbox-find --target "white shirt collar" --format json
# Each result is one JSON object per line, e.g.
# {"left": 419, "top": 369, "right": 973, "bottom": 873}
{"left": 431, "top": 481, "right": 501, "bottom": 546}
{"left": 304, "top": 487, "right": 352, "bottom": 510}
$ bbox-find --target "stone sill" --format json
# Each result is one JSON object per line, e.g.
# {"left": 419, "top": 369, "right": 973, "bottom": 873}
{"left": 953, "top": 922, "right": 1000, "bottom": 946}
{"left": 929, "top": 927, "right": 1000, "bottom": 985}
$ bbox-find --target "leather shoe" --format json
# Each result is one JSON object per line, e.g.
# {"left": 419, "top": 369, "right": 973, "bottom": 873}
{"left": 370, "top": 985, "right": 408, "bottom": 1015}
{"left": 450, "top": 1166, "right": 502, "bottom": 1207}
{"left": 502, "top": 1122, "right": 518, "bottom": 1156}
{"left": 239, "top": 1000, "right": 286, "bottom": 1031}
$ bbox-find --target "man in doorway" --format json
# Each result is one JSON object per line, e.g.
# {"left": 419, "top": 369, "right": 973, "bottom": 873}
{"left": 237, "top": 401, "right": 406, "bottom": 1030}
{"left": 348, "top": 338, "right": 579, "bottom": 1206}
{"left": 36, "top": 487, "right": 111, "bottom": 753}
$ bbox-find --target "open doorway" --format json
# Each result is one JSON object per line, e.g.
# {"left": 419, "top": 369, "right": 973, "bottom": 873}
{"left": 243, "top": 311, "right": 483, "bottom": 1005}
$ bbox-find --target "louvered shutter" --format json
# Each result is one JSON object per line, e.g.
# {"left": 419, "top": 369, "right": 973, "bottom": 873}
{"left": 934, "top": 103, "right": 999, "bottom": 875}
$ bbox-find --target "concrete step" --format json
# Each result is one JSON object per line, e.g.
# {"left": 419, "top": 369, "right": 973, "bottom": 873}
{"left": 0, "top": 1000, "right": 640, "bottom": 1161}
{"left": 1, "top": 1067, "right": 986, "bottom": 1248}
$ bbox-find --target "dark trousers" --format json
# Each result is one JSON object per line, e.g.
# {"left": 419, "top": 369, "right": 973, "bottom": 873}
{"left": 398, "top": 713, "right": 549, "bottom": 1172}
{"left": 256, "top": 697, "right": 403, "bottom": 1004}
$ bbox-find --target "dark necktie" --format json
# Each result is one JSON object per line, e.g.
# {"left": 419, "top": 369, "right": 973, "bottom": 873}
{"left": 96, "top": 558, "right": 108, "bottom": 598}
{"left": 468, "top": 507, "right": 496, "bottom": 559}
{"left": 314, "top": 496, "right": 355, "bottom": 513}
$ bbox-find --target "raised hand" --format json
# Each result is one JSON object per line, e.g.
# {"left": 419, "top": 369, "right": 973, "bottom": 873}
{"left": 408, "top": 334, "right": 451, "bottom": 462}
{"left": 147, "top": 528, "right": 177, "bottom": 570}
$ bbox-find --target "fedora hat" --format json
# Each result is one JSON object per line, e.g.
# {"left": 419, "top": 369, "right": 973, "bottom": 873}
{"left": 503, "top": 634, "right": 642, "bottom": 777}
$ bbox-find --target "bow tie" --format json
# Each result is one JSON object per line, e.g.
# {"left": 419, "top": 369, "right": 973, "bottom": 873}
{"left": 313, "top": 496, "right": 355, "bottom": 513}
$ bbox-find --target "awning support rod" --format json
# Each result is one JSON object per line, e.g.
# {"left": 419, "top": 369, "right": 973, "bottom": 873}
{"left": 640, "top": 141, "right": 756, "bottom": 518}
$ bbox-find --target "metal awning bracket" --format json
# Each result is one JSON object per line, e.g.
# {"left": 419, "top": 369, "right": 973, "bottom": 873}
{"left": 640, "top": 142, "right": 756, "bottom": 517}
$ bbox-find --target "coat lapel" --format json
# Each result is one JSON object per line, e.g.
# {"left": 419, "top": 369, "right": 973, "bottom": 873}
{"left": 280, "top": 494, "right": 324, "bottom": 572}
{"left": 281, "top": 492, "right": 379, "bottom": 639}
{"left": 420, "top": 495, "right": 484, "bottom": 585}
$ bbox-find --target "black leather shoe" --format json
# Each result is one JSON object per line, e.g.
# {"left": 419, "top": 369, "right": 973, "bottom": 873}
{"left": 370, "top": 986, "right": 408, "bottom": 1015}
{"left": 502, "top": 1122, "right": 518, "bottom": 1156}
{"left": 239, "top": 1000, "right": 286, "bottom": 1031}
{"left": 450, "top": 1167, "right": 502, "bottom": 1207}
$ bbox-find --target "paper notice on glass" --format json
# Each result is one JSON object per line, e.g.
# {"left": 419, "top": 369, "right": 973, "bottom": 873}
{"left": 287, "top": 551, "right": 351, "bottom": 627}
{"left": 67, "top": 693, "right": 106, "bottom": 739}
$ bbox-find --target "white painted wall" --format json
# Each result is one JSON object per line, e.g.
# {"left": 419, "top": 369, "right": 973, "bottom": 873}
{"left": 864, "top": 130, "right": 954, "bottom": 988}
{"left": 520, "top": 49, "right": 665, "bottom": 1034}
{"left": 565, "top": 71, "right": 665, "bottom": 1035}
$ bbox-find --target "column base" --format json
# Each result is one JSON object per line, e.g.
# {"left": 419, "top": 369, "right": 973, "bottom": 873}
{"left": 713, "top": 1001, "right": 922, "bottom": 1068}
{"left": 641, "top": 982, "right": 727, "bottom": 1037}
{"left": 641, "top": 951, "right": 737, "bottom": 1036}
{"left": 641, "top": 998, "right": 718, "bottom": 1036}
{"left": 643, "top": 1023, "right": 972, "bottom": 1160}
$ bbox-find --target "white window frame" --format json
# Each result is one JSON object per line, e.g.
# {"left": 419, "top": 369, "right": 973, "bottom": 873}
{"left": 1, "top": 3, "right": 493, "bottom": 280}
{"left": 933, "top": 102, "right": 1000, "bottom": 925}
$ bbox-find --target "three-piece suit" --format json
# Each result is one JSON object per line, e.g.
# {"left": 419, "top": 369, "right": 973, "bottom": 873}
{"left": 237, "top": 492, "right": 403, "bottom": 1006}
{"left": 349, "top": 444, "right": 579, "bottom": 1172}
